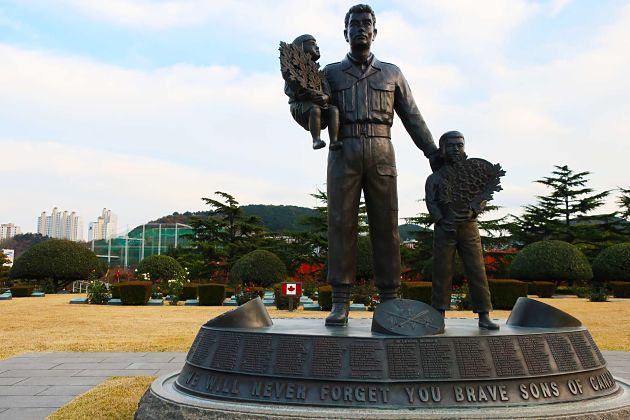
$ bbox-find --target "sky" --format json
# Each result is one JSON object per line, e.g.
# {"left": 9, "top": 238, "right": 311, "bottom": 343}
{"left": 1, "top": 0, "right": 629, "bottom": 236}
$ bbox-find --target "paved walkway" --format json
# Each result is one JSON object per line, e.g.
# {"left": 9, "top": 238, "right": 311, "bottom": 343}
{"left": 0, "top": 351, "right": 628, "bottom": 419}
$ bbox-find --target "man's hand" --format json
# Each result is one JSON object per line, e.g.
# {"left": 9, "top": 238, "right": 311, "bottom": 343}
{"left": 312, "top": 93, "right": 330, "bottom": 106}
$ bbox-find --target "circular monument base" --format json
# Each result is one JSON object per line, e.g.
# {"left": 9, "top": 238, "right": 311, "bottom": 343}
{"left": 135, "top": 313, "right": 630, "bottom": 419}
{"left": 136, "top": 372, "right": 630, "bottom": 419}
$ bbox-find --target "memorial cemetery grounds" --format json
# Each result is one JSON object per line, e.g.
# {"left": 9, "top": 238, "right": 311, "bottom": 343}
{"left": 1, "top": 294, "right": 629, "bottom": 419}
{"left": 1, "top": 293, "right": 628, "bottom": 361}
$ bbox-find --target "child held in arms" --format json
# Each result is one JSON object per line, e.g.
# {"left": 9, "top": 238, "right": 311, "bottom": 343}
{"left": 281, "top": 34, "right": 341, "bottom": 151}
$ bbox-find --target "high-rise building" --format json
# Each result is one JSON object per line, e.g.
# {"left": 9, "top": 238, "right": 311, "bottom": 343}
{"left": 37, "top": 207, "right": 84, "bottom": 242}
{"left": 88, "top": 208, "right": 118, "bottom": 241}
{"left": 0, "top": 223, "right": 21, "bottom": 240}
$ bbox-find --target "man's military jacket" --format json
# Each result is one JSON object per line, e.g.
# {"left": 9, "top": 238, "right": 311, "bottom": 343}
{"left": 323, "top": 54, "right": 437, "bottom": 157}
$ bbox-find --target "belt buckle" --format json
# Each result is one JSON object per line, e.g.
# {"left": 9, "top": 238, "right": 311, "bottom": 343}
{"left": 360, "top": 124, "right": 368, "bottom": 136}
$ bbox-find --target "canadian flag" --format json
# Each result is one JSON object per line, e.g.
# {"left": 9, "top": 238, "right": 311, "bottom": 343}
{"left": 282, "top": 282, "right": 301, "bottom": 296}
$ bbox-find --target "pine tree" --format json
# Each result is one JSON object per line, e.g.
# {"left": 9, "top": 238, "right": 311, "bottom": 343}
{"left": 512, "top": 165, "right": 611, "bottom": 248}
{"left": 535, "top": 165, "right": 609, "bottom": 227}
{"left": 618, "top": 187, "right": 630, "bottom": 221}
{"left": 189, "top": 191, "right": 265, "bottom": 274}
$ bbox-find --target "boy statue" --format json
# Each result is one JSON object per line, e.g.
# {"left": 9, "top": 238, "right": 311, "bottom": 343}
{"left": 280, "top": 34, "right": 341, "bottom": 151}
{"left": 425, "top": 131, "right": 505, "bottom": 330}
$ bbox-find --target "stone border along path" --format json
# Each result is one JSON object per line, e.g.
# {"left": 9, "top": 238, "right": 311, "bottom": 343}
{"left": 0, "top": 351, "right": 628, "bottom": 419}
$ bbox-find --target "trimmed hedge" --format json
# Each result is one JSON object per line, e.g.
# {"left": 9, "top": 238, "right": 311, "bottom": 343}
{"left": 609, "top": 281, "right": 630, "bottom": 298}
{"left": 509, "top": 240, "right": 593, "bottom": 284}
{"left": 592, "top": 243, "right": 630, "bottom": 282}
{"left": 488, "top": 279, "right": 528, "bottom": 310}
{"left": 318, "top": 285, "right": 332, "bottom": 311}
{"left": 198, "top": 284, "right": 225, "bottom": 306}
{"left": 10, "top": 284, "right": 35, "bottom": 297}
{"left": 110, "top": 283, "right": 121, "bottom": 299}
{"left": 119, "top": 281, "right": 152, "bottom": 305}
{"left": 136, "top": 255, "right": 185, "bottom": 282}
{"left": 182, "top": 283, "right": 199, "bottom": 300}
{"left": 400, "top": 281, "right": 432, "bottom": 305}
{"left": 527, "top": 281, "right": 556, "bottom": 298}
{"left": 229, "top": 250, "right": 287, "bottom": 288}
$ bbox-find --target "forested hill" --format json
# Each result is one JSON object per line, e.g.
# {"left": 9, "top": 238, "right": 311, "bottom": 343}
{"left": 149, "top": 205, "right": 316, "bottom": 232}
{"left": 242, "top": 205, "right": 316, "bottom": 232}
{"left": 150, "top": 205, "right": 422, "bottom": 235}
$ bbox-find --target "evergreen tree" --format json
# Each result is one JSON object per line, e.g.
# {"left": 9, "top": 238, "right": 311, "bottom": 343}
{"left": 535, "top": 165, "right": 609, "bottom": 227}
{"left": 618, "top": 187, "right": 630, "bottom": 221}
{"left": 189, "top": 192, "right": 265, "bottom": 276}
{"left": 512, "top": 165, "right": 610, "bottom": 245}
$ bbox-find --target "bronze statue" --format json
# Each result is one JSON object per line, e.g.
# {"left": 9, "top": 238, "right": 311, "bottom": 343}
{"left": 280, "top": 35, "right": 342, "bottom": 151}
{"left": 323, "top": 4, "right": 439, "bottom": 326}
{"left": 425, "top": 131, "right": 505, "bottom": 330}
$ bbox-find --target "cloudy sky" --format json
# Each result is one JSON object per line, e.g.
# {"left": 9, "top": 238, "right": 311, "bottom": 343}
{"left": 1, "top": 0, "right": 628, "bottom": 235}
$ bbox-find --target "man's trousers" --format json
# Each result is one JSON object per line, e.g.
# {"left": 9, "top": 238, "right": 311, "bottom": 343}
{"left": 327, "top": 136, "right": 400, "bottom": 290}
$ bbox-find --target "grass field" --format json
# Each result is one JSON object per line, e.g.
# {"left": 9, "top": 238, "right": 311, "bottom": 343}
{"left": 1, "top": 294, "right": 629, "bottom": 360}
{"left": 47, "top": 376, "right": 155, "bottom": 420}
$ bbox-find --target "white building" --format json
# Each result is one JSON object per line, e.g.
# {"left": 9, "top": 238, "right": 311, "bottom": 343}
{"left": 88, "top": 208, "right": 118, "bottom": 241}
{"left": 37, "top": 207, "right": 84, "bottom": 242}
{"left": 0, "top": 223, "right": 21, "bottom": 240}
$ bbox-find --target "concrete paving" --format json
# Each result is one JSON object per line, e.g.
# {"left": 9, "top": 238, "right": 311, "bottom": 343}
{"left": 0, "top": 352, "right": 183, "bottom": 419}
{"left": 0, "top": 350, "right": 627, "bottom": 419}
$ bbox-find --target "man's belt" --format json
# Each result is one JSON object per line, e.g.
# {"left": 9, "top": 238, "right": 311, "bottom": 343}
{"left": 340, "top": 123, "right": 391, "bottom": 138}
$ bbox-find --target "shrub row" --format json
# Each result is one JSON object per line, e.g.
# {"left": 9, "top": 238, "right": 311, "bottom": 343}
{"left": 182, "top": 284, "right": 198, "bottom": 300}
{"left": 526, "top": 281, "right": 556, "bottom": 298}
{"left": 118, "top": 281, "right": 152, "bottom": 305}
{"left": 609, "top": 281, "right": 630, "bottom": 298}
{"left": 400, "top": 281, "right": 432, "bottom": 304}
{"left": 398, "top": 279, "right": 528, "bottom": 310}
{"left": 318, "top": 285, "right": 332, "bottom": 311}
{"left": 10, "top": 284, "right": 35, "bottom": 297}
{"left": 198, "top": 284, "right": 225, "bottom": 306}
{"left": 488, "top": 279, "right": 528, "bottom": 310}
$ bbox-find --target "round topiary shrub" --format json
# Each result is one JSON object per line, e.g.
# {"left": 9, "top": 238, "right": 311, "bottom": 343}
{"left": 9, "top": 239, "right": 104, "bottom": 292}
{"left": 136, "top": 255, "right": 185, "bottom": 283}
{"left": 592, "top": 243, "right": 630, "bottom": 282}
{"left": 509, "top": 240, "right": 593, "bottom": 285}
{"left": 229, "top": 250, "right": 287, "bottom": 288}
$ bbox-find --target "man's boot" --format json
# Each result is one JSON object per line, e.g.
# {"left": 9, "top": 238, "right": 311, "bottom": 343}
{"left": 379, "top": 288, "right": 399, "bottom": 303}
{"left": 325, "top": 286, "right": 350, "bottom": 326}
{"left": 478, "top": 312, "right": 500, "bottom": 330}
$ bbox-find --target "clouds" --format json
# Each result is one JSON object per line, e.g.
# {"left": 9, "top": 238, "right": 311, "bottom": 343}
{"left": 0, "top": 1, "right": 628, "bottom": 234}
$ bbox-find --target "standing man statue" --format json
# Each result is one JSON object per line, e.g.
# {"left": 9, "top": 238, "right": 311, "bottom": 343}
{"left": 324, "top": 4, "right": 439, "bottom": 326}
{"left": 425, "top": 131, "right": 502, "bottom": 330}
